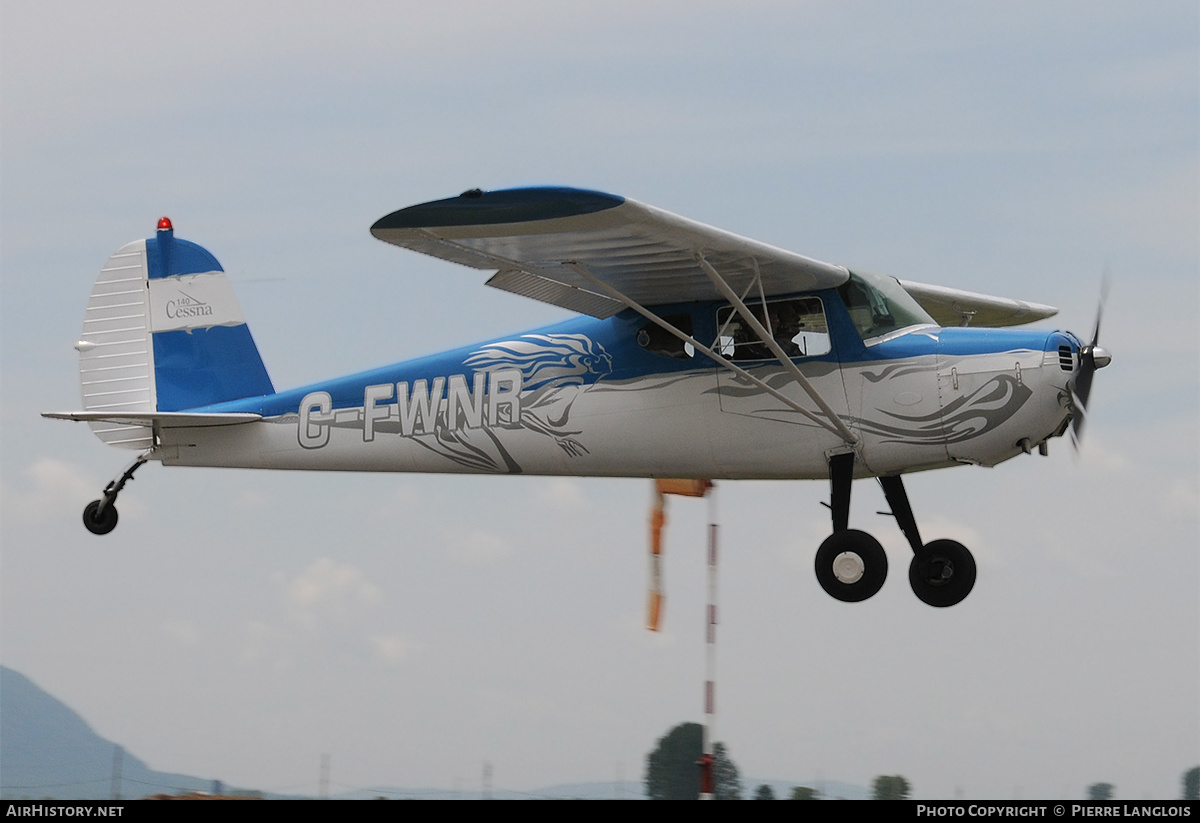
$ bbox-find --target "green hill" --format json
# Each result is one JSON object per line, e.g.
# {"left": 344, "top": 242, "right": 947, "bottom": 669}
{"left": 0, "top": 666, "right": 218, "bottom": 800}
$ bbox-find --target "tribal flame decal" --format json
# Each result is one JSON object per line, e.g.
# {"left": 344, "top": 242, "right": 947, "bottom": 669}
{"left": 464, "top": 333, "right": 612, "bottom": 392}
{"left": 856, "top": 373, "right": 1032, "bottom": 445}
{"left": 457, "top": 333, "right": 612, "bottom": 460}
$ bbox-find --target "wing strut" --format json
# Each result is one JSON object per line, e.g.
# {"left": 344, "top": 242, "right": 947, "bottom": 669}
{"left": 563, "top": 262, "right": 857, "bottom": 444}
{"left": 694, "top": 252, "right": 858, "bottom": 444}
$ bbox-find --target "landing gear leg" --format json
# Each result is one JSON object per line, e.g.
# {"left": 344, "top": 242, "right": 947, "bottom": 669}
{"left": 82, "top": 451, "right": 151, "bottom": 536}
{"left": 815, "top": 453, "right": 887, "bottom": 602}
{"left": 878, "top": 475, "right": 922, "bottom": 553}
{"left": 879, "top": 474, "right": 977, "bottom": 607}
{"left": 829, "top": 452, "right": 854, "bottom": 534}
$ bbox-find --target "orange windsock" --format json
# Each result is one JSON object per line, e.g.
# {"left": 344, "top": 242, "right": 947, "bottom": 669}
{"left": 647, "top": 589, "right": 664, "bottom": 632}
{"left": 646, "top": 478, "right": 712, "bottom": 631}
{"left": 655, "top": 478, "right": 713, "bottom": 498}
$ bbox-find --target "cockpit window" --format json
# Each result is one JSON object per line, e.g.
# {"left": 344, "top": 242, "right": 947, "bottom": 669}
{"left": 837, "top": 270, "right": 935, "bottom": 345}
{"left": 714, "top": 296, "right": 831, "bottom": 361}
{"left": 636, "top": 313, "right": 695, "bottom": 359}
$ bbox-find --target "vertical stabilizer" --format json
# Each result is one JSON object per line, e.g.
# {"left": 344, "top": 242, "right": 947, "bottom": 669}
{"left": 76, "top": 220, "right": 274, "bottom": 448}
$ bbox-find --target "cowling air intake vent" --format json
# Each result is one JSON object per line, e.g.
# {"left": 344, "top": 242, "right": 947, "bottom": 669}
{"left": 1058, "top": 345, "right": 1074, "bottom": 372}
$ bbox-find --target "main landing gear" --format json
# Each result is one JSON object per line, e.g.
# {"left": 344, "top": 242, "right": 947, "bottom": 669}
{"left": 815, "top": 453, "right": 976, "bottom": 607}
{"left": 82, "top": 452, "right": 151, "bottom": 535}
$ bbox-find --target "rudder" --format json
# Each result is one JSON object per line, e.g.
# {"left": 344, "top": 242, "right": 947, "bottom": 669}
{"left": 76, "top": 218, "right": 274, "bottom": 448}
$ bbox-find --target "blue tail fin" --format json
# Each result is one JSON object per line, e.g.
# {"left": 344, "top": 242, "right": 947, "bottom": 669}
{"left": 77, "top": 219, "right": 273, "bottom": 447}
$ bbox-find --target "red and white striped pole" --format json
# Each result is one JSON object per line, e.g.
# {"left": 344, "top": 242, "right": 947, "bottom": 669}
{"left": 699, "top": 484, "right": 718, "bottom": 800}
{"left": 646, "top": 478, "right": 717, "bottom": 800}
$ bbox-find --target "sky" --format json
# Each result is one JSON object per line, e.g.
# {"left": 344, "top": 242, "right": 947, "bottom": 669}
{"left": 1, "top": 0, "right": 1197, "bottom": 801}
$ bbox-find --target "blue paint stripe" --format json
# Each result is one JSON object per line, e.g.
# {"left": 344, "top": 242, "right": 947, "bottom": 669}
{"left": 145, "top": 232, "right": 224, "bottom": 280}
{"left": 936, "top": 327, "right": 1058, "bottom": 356}
{"left": 153, "top": 325, "right": 274, "bottom": 411}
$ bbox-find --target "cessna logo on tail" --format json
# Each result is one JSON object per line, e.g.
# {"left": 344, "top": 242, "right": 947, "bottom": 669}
{"left": 165, "top": 291, "right": 214, "bottom": 319}
{"left": 147, "top": 271, "right": 246, "bottom": 334}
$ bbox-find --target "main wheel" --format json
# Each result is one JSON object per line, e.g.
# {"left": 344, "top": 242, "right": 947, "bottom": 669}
{"left": 909, "top": 539, "right": 976, "bottom": 607}
{"left": 814, "top": 529, "right": 888, "bottom": 602}
{"left": 82, "top": 500, "right": 118, "bottom": 535}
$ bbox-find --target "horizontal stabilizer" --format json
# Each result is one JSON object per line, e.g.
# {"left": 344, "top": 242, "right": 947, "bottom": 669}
{"left": 43, "top": 411, "right": 261, "bottom": 428}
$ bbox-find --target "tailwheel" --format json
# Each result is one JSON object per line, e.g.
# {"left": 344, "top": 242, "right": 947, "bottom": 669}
{"left": 79, "top": 451, "right": 150, "bottom": 535}
{"left": 909, "top": 539, "right": 976, "bottom": 607}
{"left": 815, "top": 529, "right": 888, "bottom": 603}
{"left": 82, "top": 500, "right": 118, "bottom": 536}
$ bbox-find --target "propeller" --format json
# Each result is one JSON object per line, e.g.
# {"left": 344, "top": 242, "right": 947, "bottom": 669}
{"left": 1070, "top": 277, "right": 1112, "bottom": 450}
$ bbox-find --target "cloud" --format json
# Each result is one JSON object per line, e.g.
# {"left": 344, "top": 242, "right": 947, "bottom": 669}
{"left": 440, "top": 527, "right": 510, "bottom": 565}
{"left": 237, "top": 620, "right": 282, "bottom": 665}
{"left": 532, "top": 478, "right": 590, "bottom": 513}
{"left": 778, "top": 514, "right": 835, "bottom": 570}
{"left": 369, "top": 633, "right": 419, "bottom": 665}
{"left": 1161, "top": 478, "right": 1199, "bottom": 518}
{"left": 0, "top": 457, "right": 98, "bottom": 525}
{"left": 284, "top": 557, "right": 381, "bottom": 626}
{"left": 374, "top": 482, "right": 420, "bottom": 519}
{"left": 160, "top": 619, "right": 203, "bottom": 646}
{"left": 1072, "top": 435, "right": 1131, "bottom": 475}
{"left": 228, "top": 562, "right": 419, "bottom": 669}
{"left": 233, "top": 489, "right": 270, "bottom": 510}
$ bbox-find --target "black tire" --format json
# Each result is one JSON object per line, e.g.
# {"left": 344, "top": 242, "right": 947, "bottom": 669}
{"left": 909, "top": 539, "right": 976, "bottom": 607}
{"left": 82, "top": 500, "right": 118, "bottom": 535}
{"left": 814, "top": 529, "right": 888, "bottom": 602}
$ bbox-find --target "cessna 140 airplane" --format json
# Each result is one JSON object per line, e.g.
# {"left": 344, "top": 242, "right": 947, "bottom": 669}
{"left": 45, "top": 186, "right": 1110, "bottom": 607}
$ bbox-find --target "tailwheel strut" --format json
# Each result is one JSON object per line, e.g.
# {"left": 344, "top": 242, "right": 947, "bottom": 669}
{"left": 82, "top": 451, "right": 151, "bottom": 536}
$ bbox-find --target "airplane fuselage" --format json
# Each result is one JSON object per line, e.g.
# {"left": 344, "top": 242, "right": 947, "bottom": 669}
{"left": 163, "top": 287, "right": 1078, "bottom": 481}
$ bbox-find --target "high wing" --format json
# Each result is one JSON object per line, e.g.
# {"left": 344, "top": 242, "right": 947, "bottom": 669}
{"left": 370, "top": 187, "right": 850, "bottom": 318}
{"left": 900, "top": 280, "right": 1057, "bottom": 328}
{"left": 371, "top": 187, "right": 1056, "bottom": 328}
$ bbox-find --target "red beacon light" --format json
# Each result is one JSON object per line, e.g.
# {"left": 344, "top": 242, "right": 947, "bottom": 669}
{"left": 157, "top": 216, "right": 173, "bottom": 231}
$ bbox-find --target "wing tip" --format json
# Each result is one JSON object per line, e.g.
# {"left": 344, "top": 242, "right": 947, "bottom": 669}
{"left": 371, "top": 186, "right": 625, "bottom": 235}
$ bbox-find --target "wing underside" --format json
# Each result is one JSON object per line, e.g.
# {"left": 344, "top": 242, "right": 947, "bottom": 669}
{"left": 372, "top": 187, "right": 1055, "bottom": 328}
{"left": 900, "top": 280, "right": 1057, "bottom": 327}
{"left": 371, "top": 187, "right": 851, "bottom": 318}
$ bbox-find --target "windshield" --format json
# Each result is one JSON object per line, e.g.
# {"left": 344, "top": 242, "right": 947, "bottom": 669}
{"left": 837, "top": 270, "right": 935, "bottom": 344}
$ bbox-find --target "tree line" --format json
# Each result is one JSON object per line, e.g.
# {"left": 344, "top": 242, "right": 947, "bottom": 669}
{"left": 644, "top": 722, "right": 912, "bottom": 800}
{"left": 646, "top": 723, "right": 1199, "bottom": 800}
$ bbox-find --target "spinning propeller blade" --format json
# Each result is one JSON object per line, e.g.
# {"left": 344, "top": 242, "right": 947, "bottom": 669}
{"left": 1070, "top": 276, "right": 1112, "bottom": 450}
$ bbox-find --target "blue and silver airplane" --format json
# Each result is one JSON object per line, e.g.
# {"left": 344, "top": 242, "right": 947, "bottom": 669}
{"left": 45, "top": 186, "right": 1110, "bottom": 607}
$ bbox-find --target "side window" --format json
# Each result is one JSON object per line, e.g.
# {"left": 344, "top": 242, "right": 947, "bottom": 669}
{"left": 714, "top": 297, "right": 831, "bottom": 361}
{"left": 636, "top": 313, "right": 695, "bottom": 359}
